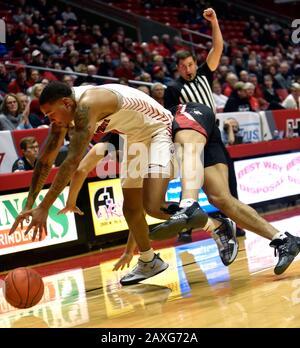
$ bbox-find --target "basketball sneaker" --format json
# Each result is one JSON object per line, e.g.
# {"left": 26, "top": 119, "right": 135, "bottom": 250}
{"left": 269, "top": 232, "right": 300, "bottom": 275}
{"left": 120, "top": 253, "right": 169, "bottom": 286}
{"left": 212, "top": 217, "right": 239, "bottom": 266}
{"left": 149, "top": 202, "right": 208, "bottom": 241}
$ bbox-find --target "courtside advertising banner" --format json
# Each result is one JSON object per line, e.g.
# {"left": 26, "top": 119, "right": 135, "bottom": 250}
{"left": 0, "top": 130, "right": 18, "bottom": 173}
{"left": 260, "top": 109, "right": 300, "bottom": 140}
{"left": 217, "top": 111, "right": 262, "bottom": 143}
{"left": 0, "top": 187, "right": 78, "bottom": 255}
{"left": 0, "top": 268, "right": 89, "bottom": 327}
{"left": 234, "top": 152, "right": 300, "bottom": 204}
{"left": 88, "top": 178, "right": 162, "bottom": 236}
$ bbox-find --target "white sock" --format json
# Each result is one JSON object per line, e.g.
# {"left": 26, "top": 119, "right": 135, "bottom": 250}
{"left": 179, "top": 199, "right": 197, "bottom": 208}
{"left": 139, "top": 248, "right": 155, "bottom": 262}
{"left": 272, "top": 232, "right": 287, "bottom": 241}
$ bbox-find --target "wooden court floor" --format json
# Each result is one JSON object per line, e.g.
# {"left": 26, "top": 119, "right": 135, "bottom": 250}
{"left": 1, "top": 210, "right": 300, "bottom": 328}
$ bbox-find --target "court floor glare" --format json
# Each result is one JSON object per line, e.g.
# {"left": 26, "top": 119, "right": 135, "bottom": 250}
{"left": 1, "top": 207, "right": 300, "bottom": 328}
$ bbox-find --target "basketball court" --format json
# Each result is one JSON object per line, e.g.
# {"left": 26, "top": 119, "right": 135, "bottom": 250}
{"left": 1, "top": 206, "right": 300, "bottom": 329}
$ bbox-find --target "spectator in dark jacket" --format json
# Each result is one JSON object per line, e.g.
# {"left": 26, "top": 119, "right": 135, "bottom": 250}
{"left": 224, "top": 82, "right": 253, "bottom": 112}
{"left": 12, "top": 136, "right": 39, "bottom": 172}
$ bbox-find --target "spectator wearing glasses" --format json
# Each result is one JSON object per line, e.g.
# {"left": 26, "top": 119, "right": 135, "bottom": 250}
{"left": 12, "top": 137, "right": 39, "bottom": 172}
{"left": 0, "top": 93, "right": 33, "bottom": 130}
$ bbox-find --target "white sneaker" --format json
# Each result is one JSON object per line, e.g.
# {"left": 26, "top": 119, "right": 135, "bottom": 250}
{"left": 120, "top": 253, "right": 169, "bottom": 286}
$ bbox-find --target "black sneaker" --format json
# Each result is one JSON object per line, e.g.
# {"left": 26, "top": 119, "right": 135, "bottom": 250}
{"left": 269, "top": 232, "right": 300, "bottom": 275}
{"left": 212, "top": 218, "right": 239, "bottom": 266}
{"left": 160, "top": 203, "right": 180, "bottom": 215}
{"left": 149, "top": 202, "right": 208, "bottom": 241}
{"left": 177, "top": 229, "right": 193, "bottom": 243}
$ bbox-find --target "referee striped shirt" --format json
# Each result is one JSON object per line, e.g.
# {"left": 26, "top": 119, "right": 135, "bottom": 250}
{"left": 164, "top": 62, "right": 216, "bottom": 112}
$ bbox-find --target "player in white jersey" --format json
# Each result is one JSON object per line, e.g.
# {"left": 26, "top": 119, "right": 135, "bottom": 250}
{"left": 9, "top": 81, "right": 210, "bottom": 285}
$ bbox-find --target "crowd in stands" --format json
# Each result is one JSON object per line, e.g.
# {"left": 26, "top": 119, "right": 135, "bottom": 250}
{"left": 0, "top": 0, "right": 299, "bottom": 134}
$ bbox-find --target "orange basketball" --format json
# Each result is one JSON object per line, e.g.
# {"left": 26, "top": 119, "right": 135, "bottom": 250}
{"left": 4, "top": 267, "right": 44, "bottom": 309}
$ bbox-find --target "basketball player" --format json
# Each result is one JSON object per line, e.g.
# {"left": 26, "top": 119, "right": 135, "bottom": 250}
{"left": 150, "top": 102, "right": 300, "bottom": 276}
{"left": 60, "top": 98, "right": 300, "bottom": 277}
{"left": 9, "top": 81, "right": 233, "bottom": 285}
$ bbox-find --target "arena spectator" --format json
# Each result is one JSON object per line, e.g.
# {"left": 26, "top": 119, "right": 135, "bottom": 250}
{"left": 262, "top": 75, "right": 282, "bottom": 108}
{"left": 151, "top": 82, "right": 165, "bottom": 106}
{"left": 224, "top": 82, "right": 253, "bottom": 112}
{"left": 114, "top": 56, "right": 135, "bottom": 80}
{"left": 152, "top": 66, "right": 172, "bottom": 85}
{"left": 62, "top": 75, "right": 75, "bottom": 88}
{"left": 244, "top": 82, "right": 260, "bottom": 111}
{"left": 282, "top": 83, "right": 300, "bottom": 109}
{"left": 0, "top": 63, "right": 12, "bottom": 95}
{"left": 8, "top": 65, "right": 30, "bottom": 94}
{"left": 0, "top": 93, "right": 32, "bottom": 130}
{"left": 12, "top": 136, "right": 39, "bottom": 172}
{"left": 75, "top": 65, "right": 99, "bottom": 86}
{"left": 274, "top": 62, "right": 293, "bottom": 90}
{"left": 27, "top": 69, "right": 41, "bottom": 88}
{"left": 221, "top": 117, "right": 244, "bottom": 145}
{"left": 16, "top": 92, "right": 43, "bottom": 128}
{"left": 137, "top": 85, "right": 150, "bottom": 95}
{"left": 239, "top": 70, "right": 249, "bottom": 83}
{"left": 223, "top": 73, "right": 238, "bottom": 97}
{"left": 61, "top": 6, "right": 78, "bottom": 25}
{"left": 29, "top": 83, "right": 49, "bottom": 125}
{"left": 212, "top": 80, "right": 228, "bottom": 112}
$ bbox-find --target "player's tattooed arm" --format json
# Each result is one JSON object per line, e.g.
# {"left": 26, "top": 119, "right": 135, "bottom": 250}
{"left": 39, "top": 102, "right": 95, "bottom": 210}
{"left": 25, "top": 124, "right": 67, "bottom": 210}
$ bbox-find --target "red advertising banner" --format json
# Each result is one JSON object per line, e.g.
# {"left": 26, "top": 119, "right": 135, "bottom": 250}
{"left": 272, "top": 109, "right": 300, "bottom": 137}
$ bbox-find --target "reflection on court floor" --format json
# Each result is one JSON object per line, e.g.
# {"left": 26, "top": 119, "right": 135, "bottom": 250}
{"left": 0, "top": 268, "right": 89, "bottom": 328}
{"left": 0, "top": 213, "right": 300, "bottom": 327}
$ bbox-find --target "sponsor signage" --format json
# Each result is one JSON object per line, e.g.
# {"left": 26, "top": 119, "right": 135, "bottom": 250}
{"left": 88, "top": 179, "right": 162, "bottom": 236}
{"left": 89, "top": 177, "right": 218, "bottom": 236}
{"left": 217, "top": 111, "right": 262, "bottom": 143}
{"left": 234, "top": 152, "right": 300, "bottom": 204}
{"left": 0, "top": 131, "right": 18, "bottom": 174}
{"left": 260, "top": 109, "right": 300, "bottom": 140}
{"left": 0, "top": 187, "right": 78, "bottom": 255}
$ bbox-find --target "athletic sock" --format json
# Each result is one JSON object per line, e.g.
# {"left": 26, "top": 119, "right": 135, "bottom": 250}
{"left": 272, "top": 232, "right": 287, "bottom": 241}
{"left": 139, "top": 248, "right": 155, "bottom": 262}
{"left": 179, "top": 199, "right": 197, "bottom": 208}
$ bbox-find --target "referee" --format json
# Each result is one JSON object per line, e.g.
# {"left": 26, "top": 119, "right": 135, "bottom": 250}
{"left": 164, "top": 8, "right": 245, "bottom": 241}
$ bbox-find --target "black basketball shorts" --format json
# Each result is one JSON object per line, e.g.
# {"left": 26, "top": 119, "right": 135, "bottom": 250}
{"left": 172, "top": 102, "right": 228, "bottom": 168}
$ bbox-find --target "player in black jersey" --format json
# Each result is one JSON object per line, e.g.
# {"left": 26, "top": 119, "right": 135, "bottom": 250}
{"left": 150, "top": 102, "right": 300, "bottom": 275}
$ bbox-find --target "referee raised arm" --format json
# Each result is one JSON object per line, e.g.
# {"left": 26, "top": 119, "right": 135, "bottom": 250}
{"left": 164, "top": 8, "right": 223, "bottom": 110}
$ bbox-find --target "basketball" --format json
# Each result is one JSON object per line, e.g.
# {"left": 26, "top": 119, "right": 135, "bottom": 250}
{"left": 4, "top": 268, "right": 44, "bottom": 309}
